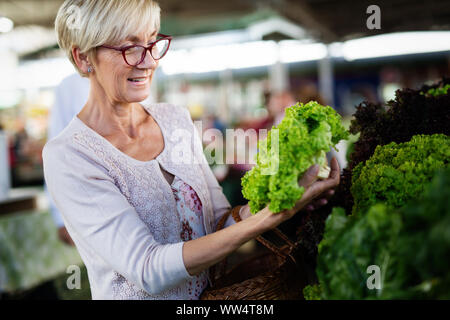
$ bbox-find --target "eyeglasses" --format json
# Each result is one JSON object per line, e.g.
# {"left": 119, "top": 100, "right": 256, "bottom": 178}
{"left": 100, "top": 33, "right": 172, "bottom": 66}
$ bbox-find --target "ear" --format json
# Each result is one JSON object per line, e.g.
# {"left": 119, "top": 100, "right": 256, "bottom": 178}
{"left": 72, "top": 47, "right": 91, "bottom": 75}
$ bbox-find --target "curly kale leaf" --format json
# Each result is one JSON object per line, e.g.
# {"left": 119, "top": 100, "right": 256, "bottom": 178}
{"left": 303, "top": 284, "right": 322, "bottom": 300}
{"left": 421, "top": 83, "right": 450, "bottom": 97}
{"left": 241, "top": 101, "right": 349, "bottom": 214}
{"left": 317, "top": 205, "right": 402, "bottom": 299}
{"left": 336, "top": 78, "right": 450, "bottom": 214}
{"left": 316, "top": 168, "right": 450, "bottom": 299}
{"left": 351, "top": 134, "right": 449, "bottom": 215}
{"left": 349, "top": 78, "right": 450, "bottom": 169}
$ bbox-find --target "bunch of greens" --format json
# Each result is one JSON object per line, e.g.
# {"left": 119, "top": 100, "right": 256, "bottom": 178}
{"left": 421, "top": 83, "right": 450, "bottom": 97}
{"left": 336, "top": 78, "right": 450, "bottom": 213}
{"left": 297, "top": 79, "right": 449, "bottom": 287}
{"left": 349, "top": 78, "right": 450, "bottom": 168}
{"left": 309, "top": 168, "right": 450, "bottom": 300}
{"left": 302, "top": 283, "right": 322, "bottom": 300}
{"left": 297, "top": 78, "right": 449, "bottom": 274}
{"left": 351, "top": 134, "right": 449, "bottom": 215}
{"left": 241, "top": 101, "right": 348, "bottom": 214}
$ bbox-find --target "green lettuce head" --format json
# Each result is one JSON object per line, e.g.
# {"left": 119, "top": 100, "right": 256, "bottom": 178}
{"left": 242, "top": 101, "right": 349, "bottom": 214}
{"left": 351, "top": 134, "right": 450, "bottom": 215}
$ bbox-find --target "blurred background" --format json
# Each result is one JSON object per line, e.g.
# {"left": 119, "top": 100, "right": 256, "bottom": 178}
{"left": 0, "top": 0, "right": 449, "bottom": 299}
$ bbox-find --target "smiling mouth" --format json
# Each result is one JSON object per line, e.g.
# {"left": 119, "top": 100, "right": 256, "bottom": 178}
{"left": 127, "top": 77, "right": 148, "bottom": 83}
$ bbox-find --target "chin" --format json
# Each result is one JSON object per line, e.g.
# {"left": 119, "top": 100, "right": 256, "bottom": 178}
{"left": 126, "top": 88, "right": 151, "bottom": 103}
{"left": 128, "top": 93, "right": 150, "bottom": 103}
{"left": 125, "top": 81, "right": 152, "bottom": 101}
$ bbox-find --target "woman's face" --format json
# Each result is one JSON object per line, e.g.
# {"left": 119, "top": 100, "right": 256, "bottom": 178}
{"left": 92, "top": 31, "right": 159, "bottom": 104}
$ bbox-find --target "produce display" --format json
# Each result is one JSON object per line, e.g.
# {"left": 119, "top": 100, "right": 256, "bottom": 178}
{"left": 422, "top": 83, "right": 450, "bottom": 97}
{"left": 236, "top": 78, "right": 449, "bottom": 300}
{"left": 307, "top": 168, "right": 450, "bottom": 299}
{"left": 294, "top": 79, "right": 449, "bottom": 266}
{"left": 241, "top": 101, "right": 349, "bottom": 214}
{"left": 298, "top": 78, "right": 450, "bottom": 300}
{"left": 351, "top": 134, "right": 449, "bottom": 215}
{"left": 337, "top": 77, "right": 450, "bottom": 213}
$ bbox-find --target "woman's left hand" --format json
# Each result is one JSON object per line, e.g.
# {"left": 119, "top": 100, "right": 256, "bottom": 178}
{"left": 304, "top": 188, "right": 335, "bottom": 212}
{"left": 239, "top": 158, "right": 340, "bottom": 220}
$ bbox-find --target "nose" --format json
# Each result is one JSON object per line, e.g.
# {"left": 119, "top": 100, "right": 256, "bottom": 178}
{"left": 137, "top": 49, "right": 157, "bottom": 69}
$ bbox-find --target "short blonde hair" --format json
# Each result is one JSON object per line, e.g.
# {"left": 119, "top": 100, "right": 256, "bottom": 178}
{"left": 55, "top": 0, "right": 161, "bottom": 77}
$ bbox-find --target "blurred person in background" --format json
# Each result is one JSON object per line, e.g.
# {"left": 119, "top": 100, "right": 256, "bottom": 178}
{"left": 10, "top": 119, "right": 30, "bottom": 187}
{"left": 46, "top": 72, "right": 89, "bottom": 246}
{"left": 293, "top": 82, "right": 347, "bottom": 169}
{"left": 294, "top": 81, "right": 326, "bottom": 106}
{"left": 43, "top": 0, "right": 338, "bottom": 300}
{"left": 0, "top": 123, "right": 8, "bottom": 199}
{"left": 239, "top": 89, "right": 296, "bottom": 132}
{"left": 225, "top": 89, "right": 296, "bottom": 206}
{"left": 267, "top": 90, "right": 296, "bottom": 127}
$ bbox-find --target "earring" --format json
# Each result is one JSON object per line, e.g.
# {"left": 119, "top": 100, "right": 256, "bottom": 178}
{"left": 87, "top": 66, "right": 93, "bottom": 73}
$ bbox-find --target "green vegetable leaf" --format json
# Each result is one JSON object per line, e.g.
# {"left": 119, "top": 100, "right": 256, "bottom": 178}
{"left": 316, "top": 168, "right": 450, "bottom": 299}
{"left": 241, "top": 101, "right": 349, "bottom": 214}
{"left": 351, "top": 134, "right": 449, "bottom": 215}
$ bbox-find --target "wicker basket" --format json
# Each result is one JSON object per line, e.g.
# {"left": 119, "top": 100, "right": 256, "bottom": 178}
{"left": 200, "top": 206, "right": 309, "bottom": 300}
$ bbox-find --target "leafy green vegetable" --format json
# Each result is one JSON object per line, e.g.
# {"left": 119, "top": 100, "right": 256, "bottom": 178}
{"left": 303, "top": 284, "right": 322, "bottom": 300}
{"left": 316, "top": 168, "right": 450, "bottom": 299}
{"left": 317, "top": 205, "right": 401, "bottom": 299}
{"left": 337, "top": 77, "right": 450, "bottom": 214}
{"left": 351, "top": 134, "right": 449, "bottom": 215}
{"left": 297, "top": 79, "right": 449, "bottom": 280}
{"left": 241, "top": 101, "right": 348, "bottom": 214}
{"left": 421, "top": 83, "right": 450, "bottom": 97}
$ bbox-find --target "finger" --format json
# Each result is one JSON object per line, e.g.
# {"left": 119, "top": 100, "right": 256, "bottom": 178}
{"left": 298, "top": 164, "right": 320, "bottom": 188}
{"left": 305, "top": 197, "right": 328, "bottom": 212}
{"left": 317, "top": 158, "right": 340, "bottom": 189}
{"left": 313, "top": 197, "right": 328, "bottom": 208}
{"left": 319, "top": 189, "right": 335, "bottom": 199}
{"left": 303, "top": 176, "right": 338, "bottom": 202}
{"left": 329, "top": 157, "right": 340, "bottom": 182}
{"left": 303, "top": 158, "right": 339, "bottom": 195}
{"left": 310, "top": 179, "right": 338, "bottom": 198}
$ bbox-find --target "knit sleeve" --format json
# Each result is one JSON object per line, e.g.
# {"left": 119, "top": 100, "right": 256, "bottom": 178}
{"left": 42, "top": 140, "right": 193, "bottom": 295}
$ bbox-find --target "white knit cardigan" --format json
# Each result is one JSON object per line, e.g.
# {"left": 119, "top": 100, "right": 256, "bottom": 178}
{"left": 43, "top": 103, "right": 233, "bottom": 299}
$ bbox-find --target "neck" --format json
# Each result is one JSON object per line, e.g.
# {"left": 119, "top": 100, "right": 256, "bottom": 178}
{"left": 78, "top": 79, "right": 147, "bottom": 139}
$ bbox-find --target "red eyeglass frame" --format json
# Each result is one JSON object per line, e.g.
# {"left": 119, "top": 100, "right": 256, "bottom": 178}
{"left": 99, "top": 33, "right": 172, "bottom": 66}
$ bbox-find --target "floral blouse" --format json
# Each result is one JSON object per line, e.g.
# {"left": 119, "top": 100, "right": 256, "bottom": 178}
{"left": 171, "top": 175, "right": 208, "bottom": 299}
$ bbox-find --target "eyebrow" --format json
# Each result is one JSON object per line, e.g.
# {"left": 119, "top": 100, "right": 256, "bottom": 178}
{"left": 125, "top": 31, "right": 158, "bottom": 43}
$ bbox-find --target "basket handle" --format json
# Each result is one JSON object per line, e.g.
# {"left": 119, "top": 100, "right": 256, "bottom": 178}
{"left": 210, "top": 205, "right": 297, "bottom": 286}
{"left": 230, "top": 206, "right": 296, "bottom": 262}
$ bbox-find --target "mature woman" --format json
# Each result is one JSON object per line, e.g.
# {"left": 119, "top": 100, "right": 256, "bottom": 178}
{"left": 44, "top": 0, "right": 340, "bottom": 300}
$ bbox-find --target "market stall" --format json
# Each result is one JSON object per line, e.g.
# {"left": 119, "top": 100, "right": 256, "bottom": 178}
{"left": 0, "top": 208, "right": 83, "bottom": 296}
{"left": 0, "top": 0, "right": 449, "bottom": 301}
